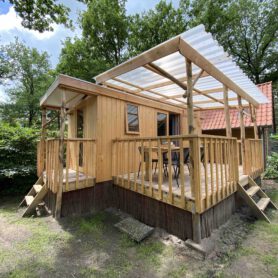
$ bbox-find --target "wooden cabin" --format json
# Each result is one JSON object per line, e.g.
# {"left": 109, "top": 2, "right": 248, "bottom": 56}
{"left": 21, "top": 25, "right": 277, "bottom": 245}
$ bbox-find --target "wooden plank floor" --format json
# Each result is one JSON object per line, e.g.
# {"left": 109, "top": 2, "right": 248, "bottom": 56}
{"left": 118, "top": 163, "right": 247, "bottom": 200}
{"left": 43, "top": 169, "right": 95, "bottom": 192}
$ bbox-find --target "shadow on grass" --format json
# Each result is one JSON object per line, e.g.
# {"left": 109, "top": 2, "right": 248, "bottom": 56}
{"left": 0, "top": 197, "right": 174, "bottom": 278}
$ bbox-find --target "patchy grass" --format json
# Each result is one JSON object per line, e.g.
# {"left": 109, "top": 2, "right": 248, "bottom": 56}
{"left": 1, "top": 183, "right": 278, "bottom": 278}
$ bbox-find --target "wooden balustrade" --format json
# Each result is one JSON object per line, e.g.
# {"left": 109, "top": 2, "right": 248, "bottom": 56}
{"left": 37, "top": 140, "right": 44, "bottom": 177}
{"left": 43, "top": 138, "right": 96, "bottom": 193}
{"left": 244, "top": 139, "right": 264, "bottom": 177}
{"left": 112, "top": 135, "right": 239, "bottom": 214}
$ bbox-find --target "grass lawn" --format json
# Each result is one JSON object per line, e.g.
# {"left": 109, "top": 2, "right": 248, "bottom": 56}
{"left": 0, "top": 180, "right": 277, "bottom": 278}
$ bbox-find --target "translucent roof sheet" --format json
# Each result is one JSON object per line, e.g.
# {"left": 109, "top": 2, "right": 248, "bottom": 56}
{"left": 95, "top": 25, "right": 268, "bottom": 109}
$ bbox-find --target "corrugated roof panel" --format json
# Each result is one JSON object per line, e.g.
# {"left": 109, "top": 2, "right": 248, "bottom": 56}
{"left": 95, "top": 24, "right": 268, "bottom": 109}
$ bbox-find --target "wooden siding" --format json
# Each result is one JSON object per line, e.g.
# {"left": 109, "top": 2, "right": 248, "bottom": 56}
{"left": 65, "top": 88, "right": 204, "bottom": 182}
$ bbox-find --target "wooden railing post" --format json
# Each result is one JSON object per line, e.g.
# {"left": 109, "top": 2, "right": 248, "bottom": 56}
{"left": 55, "top": 91, "right": 66, "bottom": 219}
{"left": 39, "top": 108, "right": 47, "bottom": 177}
{"left": 238, "top": 96, "right": 246, "bottom": 174}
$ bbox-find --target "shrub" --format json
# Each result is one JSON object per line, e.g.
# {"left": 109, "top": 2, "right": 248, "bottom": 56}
{"left": 264, "top": 152, "right": 278, "bottom": 179}
{"left": 0, "top": 123, "right": 40, "bottom": 195}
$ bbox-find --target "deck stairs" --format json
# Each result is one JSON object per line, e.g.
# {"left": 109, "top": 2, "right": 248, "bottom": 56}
{"left": 19, "top": 177, "right": 48, "bottom": 217}
{"left": 238, "top": 175, "right": 277, "bottom": 223}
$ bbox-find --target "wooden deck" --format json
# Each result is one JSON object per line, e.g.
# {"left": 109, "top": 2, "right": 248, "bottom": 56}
{"left": 43, "top": 169, "right": 95, "bottom": 192}
{"left": 115, "top": 163, "right": 247, "bottom": 212}
{"left": 120, "top": 164, "right": 244, "bottom": 200}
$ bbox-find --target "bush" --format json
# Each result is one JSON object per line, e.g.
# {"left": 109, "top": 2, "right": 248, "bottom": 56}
{"left": 0, "top": 123, "right": 40, "bottom": 195}
{"left": 264, "top": 152, "right": 278, "bottom": 179}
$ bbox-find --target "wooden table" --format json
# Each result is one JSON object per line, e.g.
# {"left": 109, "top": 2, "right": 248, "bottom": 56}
{"left": 143, "top": 145, "right": 180, "bottom": 180}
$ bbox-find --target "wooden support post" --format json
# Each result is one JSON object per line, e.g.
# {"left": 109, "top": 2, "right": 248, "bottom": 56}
{"left": 238, "top": 96, "right": 246, "bottom": 174}
{"left": 186, "top": 58, "right": 201, "bottom": 244}
{"left": 185, "top": 59, "right": 195, "bottom": 135}
{"left": 249, "top": 104, "right": 258, "bottom": 139}
{"left": 40, "top": 108, "right": 47, "bottom": 176}
{"left": 55, "top": 91, "right": 66, "bottom": 219}
{"left": 223, "top": 85, "right": 232, "bottom": 137}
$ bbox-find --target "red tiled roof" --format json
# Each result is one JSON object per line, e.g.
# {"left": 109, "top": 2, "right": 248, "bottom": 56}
{"left": 201, "top": 82, "right": 273, "bottom": 130}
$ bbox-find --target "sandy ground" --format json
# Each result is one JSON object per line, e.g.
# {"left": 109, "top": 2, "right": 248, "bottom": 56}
{"left": 0, "top": 180, "right": 277, "bottom": 278}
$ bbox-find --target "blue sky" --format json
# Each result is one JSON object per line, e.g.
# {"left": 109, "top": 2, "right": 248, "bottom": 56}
{"left": 0, "top": 0, "right": 179, "bottom": 100}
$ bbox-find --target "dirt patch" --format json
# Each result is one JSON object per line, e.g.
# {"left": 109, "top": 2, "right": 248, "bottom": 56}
{"left": 0, "top": 182, "right": 278, "bottom": 278}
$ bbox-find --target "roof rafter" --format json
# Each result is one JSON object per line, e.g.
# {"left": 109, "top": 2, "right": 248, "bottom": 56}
{"left": 178, "top": 39, "right": 258, "bottom": 107}
{"left": 145, "top": 61, "right": 228, "bottom": 108}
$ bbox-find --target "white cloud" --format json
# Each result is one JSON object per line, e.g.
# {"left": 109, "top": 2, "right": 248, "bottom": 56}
{"left": 0, "top": 7, "right": 59, "bottom": 40}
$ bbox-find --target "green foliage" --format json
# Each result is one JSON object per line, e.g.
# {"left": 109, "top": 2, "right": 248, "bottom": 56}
{"left": 0, "top": 39, "right": 54, "bottom": 127}
{"left": 264, "top": 152, "right": 278, "bottom": 179}
{"left": 0, "top": 122, "right": 39, "bottom": 195}
{"left": 3, "top": 0, "right": 71, "bottom": 32}
{"left": 56, "top": 37, "right": 109, "bottom": 82}
{"left": 81, "top": 0, "right": 128, "bottom": 66}
{"left": 128, "top": 0, "right": 190, "bottom": 56}
{"left": 190, "top": 0, "right": 278, "bottom": 84}
{"left": 56, "top": 0, "right": 129, "bottom": 80}
{"left": 271, "top": 134, "right": 278, "bottom": 140}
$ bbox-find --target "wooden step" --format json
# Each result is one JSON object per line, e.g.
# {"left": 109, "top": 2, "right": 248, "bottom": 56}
{"left": 22, "top": 183, "right": 48, "bottom": 217}
{"left": 257, "top": 197, "right": 270, "bottom": 211}
{"left": 33, "top": 184, "right": 43, "bottom": 194}
{"left": 239, "top": 175, "right": 249, "bottom": 187}
{"left": 246, "top": 185, "right": 260, "bottom": 197}
{"left": 25, "top": 196, "right": 34, "bottom": 206}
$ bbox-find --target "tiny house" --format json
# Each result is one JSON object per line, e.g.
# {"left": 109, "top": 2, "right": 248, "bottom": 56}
{"left": 21, "top": 25, "right": 277, "bottom": 245}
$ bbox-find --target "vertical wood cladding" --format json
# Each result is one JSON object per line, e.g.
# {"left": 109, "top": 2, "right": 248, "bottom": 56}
{"left": 54, "top": 182, "right": 237, "bottom": 241}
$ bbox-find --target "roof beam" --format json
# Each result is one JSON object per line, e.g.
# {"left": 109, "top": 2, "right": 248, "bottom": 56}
{"left": 142, "top": 71, "right": 210, "bottom": 91}
{"left": 144, "top": 62, "right": 228, "bottom": 107}
{"left": 103, "top": 81, "right": 188, "bottom": 110}
{"left": 144, "top": 62, "right": 188, "bottom": 91}
{"left": 112, "top": 77, "right": 189, "bottom": 107}
{"left": 95, "top": 36, "right": 180, "bottom": 84}
{"left": 179, "top": 39, "right": 259, "bottom": 107}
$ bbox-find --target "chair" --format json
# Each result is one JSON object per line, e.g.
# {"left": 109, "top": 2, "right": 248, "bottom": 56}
{"left": 162, "top": 151, "right": 180, "bottom": 185}
{"left": 175, "top": 147, "right": 205, "bottom": 186}
{"left": 137, "top": 146, "right": 158, "bottom": 178}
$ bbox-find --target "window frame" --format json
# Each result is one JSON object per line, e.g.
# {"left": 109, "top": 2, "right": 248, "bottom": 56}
{"left": 125, "top": 103, "right": 140, "bottom": 135}
{"left": 156, "top": 111, "right": 169, "bottom": 137}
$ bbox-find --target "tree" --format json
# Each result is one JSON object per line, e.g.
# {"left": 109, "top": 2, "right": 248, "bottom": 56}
{"left": 0, "top": 40, "right": 53, "bottom": 127}
{"left": 56, "top": 0, "right": 129, "bottom": 80}
{"left": 80, "top": 0, "right": 129, "bottom": 66}
{"left": 128, "top": 0, "right": 190, "bottom": 56}
{"left": 56, "top": 37, "right": 109, "bottom": 82}
{"left": 1, "top": 0, "right": 71, "bottom": 32}
{"left": 0, "top": 46, "right": 13, "bottom": 83}
{"left": 190, "top": 0, "right": 278, "bottom": 84}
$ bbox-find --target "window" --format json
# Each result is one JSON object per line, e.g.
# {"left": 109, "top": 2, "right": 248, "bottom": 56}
{"left": 157, "top": 112, "right": 168, "bottom": 136}
{"left": 126, "top": 104, "right": 140, "bottom": 134}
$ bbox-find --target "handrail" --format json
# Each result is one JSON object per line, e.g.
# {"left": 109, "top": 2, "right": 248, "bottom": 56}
{"left": 45, "top": 137, "right": 96, "bottom": 141}
{"left": 113, "top": 134, "right": 237, "bottom": 142}
{"left": 39, "top": 138, "right": 96, "bottom": 193}
{"left": 112, "top": 135, "right": 239, "bottom": 214}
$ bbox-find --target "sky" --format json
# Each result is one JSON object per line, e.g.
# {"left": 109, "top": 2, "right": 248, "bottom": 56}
{"left": 0, "top": 0, "right": 179, "bottom": 101}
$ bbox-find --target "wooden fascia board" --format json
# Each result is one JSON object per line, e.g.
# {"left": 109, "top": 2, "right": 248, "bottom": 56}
{"left": 40, "top": 76, "right": 60, "bottom": 106}
{"left": 179, "top": 39, "right": 259, "bottom": 107}
{"left": 95, "top": 36, "right": 180, "bottom": 84}
{"left": 55, "top": 75, "right": 186, "bottom": 114}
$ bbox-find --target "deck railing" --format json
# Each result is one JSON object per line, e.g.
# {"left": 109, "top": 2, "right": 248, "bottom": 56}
{"left": 244, "top": 139, "right": 264, "bottom": 177}
{"left": 40, "top": 138, "right": 96, "bottom": 193}
{"left": 112, "top": 135, "right": 239, "bottom": 213}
